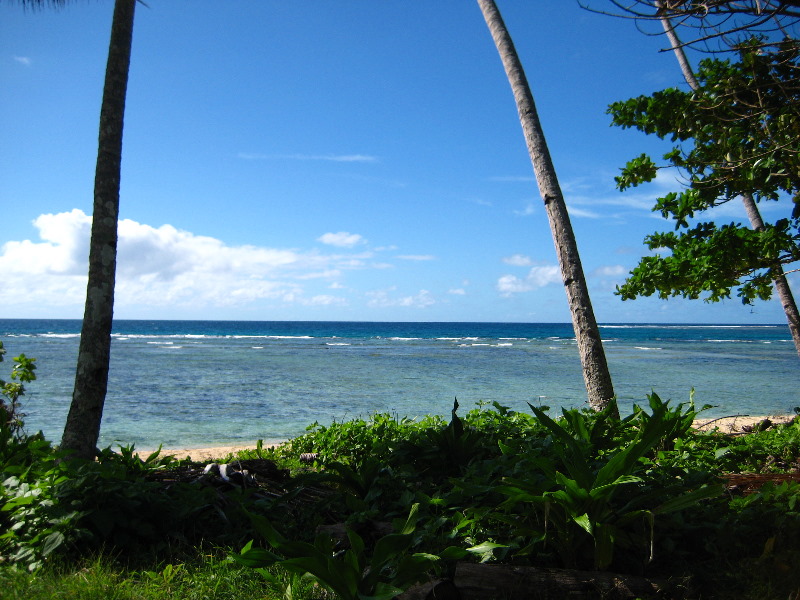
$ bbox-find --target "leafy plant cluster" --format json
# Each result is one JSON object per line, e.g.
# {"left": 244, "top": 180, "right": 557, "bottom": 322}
{"left": 0, "top": 341, "right": 36, "bottom": 438}
{"left": 234, "top": 396, "right": 800, "bottom": 598}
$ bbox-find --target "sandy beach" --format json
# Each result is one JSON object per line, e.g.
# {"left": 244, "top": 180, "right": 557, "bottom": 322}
{"left": 139, "top": 414, "right": 796, "bottom": 463}
{"left": 692, "top": 413, "right": 795, "bottom": 434}
{"left": 139, "top": 440, "right": 287, "bottom": 462}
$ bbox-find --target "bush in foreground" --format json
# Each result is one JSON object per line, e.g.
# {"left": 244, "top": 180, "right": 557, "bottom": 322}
{"left": 2, "top": 391, "right": 799, "bottom": 599}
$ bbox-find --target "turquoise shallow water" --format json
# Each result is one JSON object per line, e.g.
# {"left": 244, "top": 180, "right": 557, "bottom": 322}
{"left": 1, "top": 320, "right": 796, "bottom": 449}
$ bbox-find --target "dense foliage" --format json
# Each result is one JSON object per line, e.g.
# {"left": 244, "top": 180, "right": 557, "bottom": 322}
{"left": 609, "top": 39, "right": 800, "bottom": 305}
{"left": 2, "top": 395, "right": 800, "bottom": 598}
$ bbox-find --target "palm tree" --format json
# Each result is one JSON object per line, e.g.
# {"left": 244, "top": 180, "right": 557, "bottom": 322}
{"left": 477, "top": 0, "right": 617, "bottom": 413}
{"left": 62, "top": 0, "right": 137, "bottom": 460}
{"left": 15, "top": 0, "right": 138, "bottom": 459}
{"left": 655, "top": 1, "right": 800, "bottom": 358}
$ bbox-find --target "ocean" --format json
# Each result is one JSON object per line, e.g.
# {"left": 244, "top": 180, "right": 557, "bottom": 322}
{"left": 0, "top": 319, "right": 796, "bottom": 450}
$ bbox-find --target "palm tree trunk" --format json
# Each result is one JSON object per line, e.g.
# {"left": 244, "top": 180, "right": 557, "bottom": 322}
{"left": 61, "top": 0, "right": 136, "bottom": 459}
{"left": 477, "top": 0, "right": 617, "bottom": 413}
{"left": 656, "top": 1, "right": 800, "bottom": 358}
{"left": 655, "top": 1, "right": 700, "bottom": 90}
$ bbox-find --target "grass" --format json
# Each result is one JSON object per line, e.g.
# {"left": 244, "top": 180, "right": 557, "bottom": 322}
{"left": 0, "top": 552, "right": 313, "bottom": 600}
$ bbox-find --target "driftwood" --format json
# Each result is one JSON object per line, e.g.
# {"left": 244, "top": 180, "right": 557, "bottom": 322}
{"left": 397, "top": 579, "right": 460, "bottom": 600}
{"left": 397, "top": 563, "right": 692, "bottom": 600}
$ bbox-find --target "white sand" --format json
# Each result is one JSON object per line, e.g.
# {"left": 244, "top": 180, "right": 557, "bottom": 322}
{"left": 692, "top": 414, "right": 795, "bottom": 434}
{"left": 138, "top": 440, "right": 286, "bottom": 462}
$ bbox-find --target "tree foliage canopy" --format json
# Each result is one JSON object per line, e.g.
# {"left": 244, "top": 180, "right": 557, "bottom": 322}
{"left": 609, "top": 39, "right": 800, "bottom": 304}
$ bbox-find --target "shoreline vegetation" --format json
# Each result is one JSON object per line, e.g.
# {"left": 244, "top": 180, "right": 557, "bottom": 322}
{"left": 4, "top": 395, "right": 800, "bottom": 599}
{"left": 143, "top": 414, "right": 795, "bottom": 462}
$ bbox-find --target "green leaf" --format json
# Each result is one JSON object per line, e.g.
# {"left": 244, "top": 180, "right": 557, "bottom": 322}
{"left": 653, "top": 484, "right": 724, "bottom": 514}
{"left": 438, "top": 546, "right": 471, "bottom": 560}
{"left": 466, "top": 541, "right": 508, "bottom": 562}
{"left": 41, "top": 531, "right": 64, "bottom": 557}
{"left": 573, "top": 513, "right": 593, "bottom": 535}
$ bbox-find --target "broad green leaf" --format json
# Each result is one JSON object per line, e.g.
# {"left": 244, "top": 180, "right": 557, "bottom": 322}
{"left": 594, "top": 523, "right": 615, "bottom": 570}
{"left": 573, "top": 513, "right": 593, "bottom": 535}
{"left": 653, "top": 484, "right": 724, "bottom": 514}
{"left": 41, "top": 531, "right": 64, "bottom": 557}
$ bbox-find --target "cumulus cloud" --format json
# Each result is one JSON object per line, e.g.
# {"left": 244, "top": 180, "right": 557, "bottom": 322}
{"left": 502, "top": 254, "right": 533, "bottom": 267}
{"left": 1, "top": 209, "right": 90, "bottom": 276}
{"left": 317, "top": 232, "right": 366, "bottom": 248}
{"left": 448, "top": 288, "right": 467, "bottom": 295}
{"left": 0, "top": 210, "right": 374, "bottom": 311}
{"left": 497, "top": 265, "right": 561, "bottom": 296}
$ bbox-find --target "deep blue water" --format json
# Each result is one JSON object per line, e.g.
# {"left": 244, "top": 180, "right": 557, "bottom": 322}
{"left": 1, "top": 319, "right": 796, "bottom": 449}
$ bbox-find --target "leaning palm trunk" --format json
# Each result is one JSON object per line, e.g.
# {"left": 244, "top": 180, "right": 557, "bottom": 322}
{"left": 477, "top": 0, "right": 616, "bottom": 413}
{"left": 656, "top": 0, "right": 800, "bottom": 359}
{"left": 741, "top": 192, "right": 800, "bottom": 358}
{"left": 61, "top": 0, "right": 136, "bottom": 459}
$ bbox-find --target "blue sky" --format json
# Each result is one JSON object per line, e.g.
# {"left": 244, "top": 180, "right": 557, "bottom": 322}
{"left": 1, "top": 1, "right": 796, "bottom": 324}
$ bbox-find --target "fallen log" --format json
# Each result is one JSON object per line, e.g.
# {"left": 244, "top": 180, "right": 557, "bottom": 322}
{"left": 396, "top": 579, "right": 460, "bottom": 600}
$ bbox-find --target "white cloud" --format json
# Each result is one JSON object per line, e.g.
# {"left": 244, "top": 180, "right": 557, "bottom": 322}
{"left": 558, "top": 174, "right": 666, "bottom": 219}
{"left": 367, "top": 288, "right": 435, "bottom": 308}
{"left": 497, "top": 265, "right": 561, "bottom": 296}
{"left": 448, "top": 288, "right": 467, "bottom": 295}
{"left": 1, "top": 209, "right": 90, "bottom": 276}
{"left": 514, "top": 203, "right": 535, "bottom": 216}
{"left": 565, "top": 205, "right": 601, "bottom": 219}
{"left": 527, "top": 267, "right": 561, "bottom": 287}
{"left": 589, "top": 264, "right": 629, "bottom": 292}
{"left": 13, "top": 56, "right": 31, "bottom": 66}
{"left": 502, "top": 254, "right": 533, "bottom": 267}
{"left": 591, "top": 265, "right": 626, "bottom": 278}
{"left": 295, "top": 269, "right": 342, "bottom": 280}
{"left": 0, "top": 210, "right": 380, "bottom": 311}
{"left": 317, "top": 232, "right": 366, "bottom": 248}
{"left": 397, "top": 254, "right": 435, "bottom": 261}
{"left": 497, "top": 275, "right": 530, "bottom": 295}
{"left": 303, "top": 295, "right": 348, "bottom": 306}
